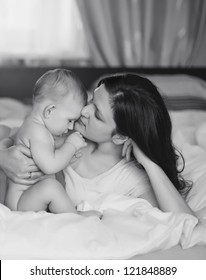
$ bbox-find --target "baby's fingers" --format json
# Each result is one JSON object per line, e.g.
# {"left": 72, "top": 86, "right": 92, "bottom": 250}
{"left": 74, "top": 150, "right": 82, "bottom": 158}
{"left": 82, "top": 141, "right": 87, "bottom": 147}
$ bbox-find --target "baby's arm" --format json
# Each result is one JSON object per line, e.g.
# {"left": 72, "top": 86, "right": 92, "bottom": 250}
{"left": 30, "top": 126, "right": 86, "bottom": 174}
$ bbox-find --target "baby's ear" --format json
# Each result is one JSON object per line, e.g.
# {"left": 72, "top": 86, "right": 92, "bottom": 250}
{"left": 43, "top": 105, "right": 56, "bottom": 119}
{"left": 112, "top": 134, "right": 128, "bottom": 145}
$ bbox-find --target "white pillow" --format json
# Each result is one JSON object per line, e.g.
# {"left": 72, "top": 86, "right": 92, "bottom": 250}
{"left": 182, "top": 144, "right": 206, "bottom": 222}
{"left": 90, "top": 74, "right": 206, "bottom": 110}
{"left": 146, "top": 74, "right": 206, "bottom": 98}
{"left": 186, "top": 173, "right": 206, "bottom": 223}
{"left": 196, "top": 123, "right": 206, "bottom": 150}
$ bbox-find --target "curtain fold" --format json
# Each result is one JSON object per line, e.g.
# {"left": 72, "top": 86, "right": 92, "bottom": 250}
{"left": 187, "top": 0, "right": 206, "bottom": 65}
{"left": 77, "top": 0, "right": 206, "bottom": 67}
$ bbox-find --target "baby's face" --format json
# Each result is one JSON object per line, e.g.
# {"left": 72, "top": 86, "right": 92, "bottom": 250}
{"left": 46, "top": 93, "right": 85, "bottom": 136}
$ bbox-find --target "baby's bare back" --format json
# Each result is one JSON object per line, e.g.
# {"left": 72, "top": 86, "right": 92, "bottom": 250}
{"left": 5, "top": 118, "right": 52, "bottom": 210}
{"left": 15, "top": 118, "right": 44, "bottom": 148}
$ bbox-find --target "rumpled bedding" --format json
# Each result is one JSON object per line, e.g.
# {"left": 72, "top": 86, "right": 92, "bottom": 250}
{"left": 0, "top": 196, "right": 204, "bottom": 259}
{"left": 0, "top": 98, "right": 206, "bottom": 259}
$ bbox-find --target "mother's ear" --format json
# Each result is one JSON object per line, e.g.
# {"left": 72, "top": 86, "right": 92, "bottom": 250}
{"left": 112, "top": 134, "right": 128, "bottom": 145}
{"left": 43, "top": 105, "right": 56, "bottom": 119}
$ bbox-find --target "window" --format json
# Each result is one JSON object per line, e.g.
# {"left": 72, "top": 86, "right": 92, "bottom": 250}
{"left": 0, "top": 0, "right": 90, "bottom": 66}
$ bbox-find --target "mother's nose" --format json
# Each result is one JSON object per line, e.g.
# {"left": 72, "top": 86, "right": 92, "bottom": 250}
{"left": 81, "top": 104, "right": 91, "bottom": 118}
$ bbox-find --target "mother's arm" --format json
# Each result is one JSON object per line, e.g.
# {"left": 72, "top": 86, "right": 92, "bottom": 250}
{"left": 0, "top": 125, "right": 82, "bottom": 185}
{"left": 0, "top": 131, "right": 44, "bottom": 185}
{"left": 122, "top": 139, "right": 195, "bottom": 217}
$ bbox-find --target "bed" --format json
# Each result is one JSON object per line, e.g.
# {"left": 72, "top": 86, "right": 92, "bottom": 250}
{"left": 0, "top": 67, "right": 206, "bottom": 259}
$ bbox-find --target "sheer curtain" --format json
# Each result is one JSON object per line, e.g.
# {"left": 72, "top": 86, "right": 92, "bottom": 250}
{"left": 77, "top": 0, "right": 206, "bottom": 67}
{"left": 0, "top": 0, "right": 89, "bottom": 64}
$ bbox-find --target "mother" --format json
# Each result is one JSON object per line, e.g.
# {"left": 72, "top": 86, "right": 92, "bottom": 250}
{"left": 0, "top": 73, "right": 195, "bottom": 216}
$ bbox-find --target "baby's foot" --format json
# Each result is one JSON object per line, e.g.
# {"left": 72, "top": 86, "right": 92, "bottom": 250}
{"left": 78, "top": 210, "right": 103, "bottom": 219}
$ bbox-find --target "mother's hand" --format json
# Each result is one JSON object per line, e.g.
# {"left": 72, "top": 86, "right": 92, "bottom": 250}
{"left": 0, "top": 139, "right": 44, "bottom": 184}
{"left": 122, "top": 138, "right": 151, "bottom": 167}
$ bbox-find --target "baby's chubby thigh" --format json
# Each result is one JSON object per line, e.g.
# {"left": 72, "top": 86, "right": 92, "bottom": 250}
{"left": 17, "top": 176, "right": 65, "bottom": 212}
{"left": 0, "top": 125, "right": 11, "bottom": 141}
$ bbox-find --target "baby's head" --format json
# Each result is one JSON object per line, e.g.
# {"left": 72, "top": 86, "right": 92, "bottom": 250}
{"left": 33, "top": 69, "right": 87, "bottom": 136}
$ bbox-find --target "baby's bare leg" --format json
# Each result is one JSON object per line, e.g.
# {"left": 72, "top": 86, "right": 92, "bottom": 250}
{"left": 0, "top": 125, "right": 11, "bottom": 141}
{"left": 18, "top": 178, "right": 76, "bottom": 213}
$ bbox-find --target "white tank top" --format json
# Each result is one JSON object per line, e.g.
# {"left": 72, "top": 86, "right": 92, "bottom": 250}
{"left": 64, "top": 159, "right": 151, "bottom": 206}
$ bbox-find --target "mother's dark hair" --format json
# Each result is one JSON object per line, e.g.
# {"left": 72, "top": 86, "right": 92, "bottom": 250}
{"left": 98, "top": 73, "right": 191, "bottom": 196}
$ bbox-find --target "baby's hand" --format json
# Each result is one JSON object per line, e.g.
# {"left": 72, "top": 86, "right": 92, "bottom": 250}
{"left": 66, "top": 132, "right": 87, "bottom": 151}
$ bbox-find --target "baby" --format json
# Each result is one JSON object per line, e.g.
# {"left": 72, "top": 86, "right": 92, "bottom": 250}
{"left": 5, "top": 68, "right": 87, "bottom": 213}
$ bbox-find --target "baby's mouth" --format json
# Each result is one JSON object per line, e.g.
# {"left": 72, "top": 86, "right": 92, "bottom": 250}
{"left": 60, "top": 129, "right": 69, "bottom": 136}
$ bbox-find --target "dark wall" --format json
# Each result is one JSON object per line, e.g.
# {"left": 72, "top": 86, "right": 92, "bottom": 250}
{"left": 1, "top": 67, "right": 206, "bottom": 100}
